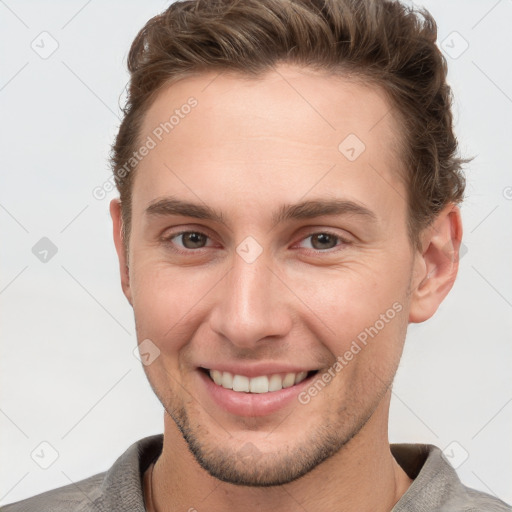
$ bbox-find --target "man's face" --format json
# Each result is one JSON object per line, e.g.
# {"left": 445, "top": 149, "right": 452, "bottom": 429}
{"left": 123, "top": 65, "right": 418, "bottom": 485}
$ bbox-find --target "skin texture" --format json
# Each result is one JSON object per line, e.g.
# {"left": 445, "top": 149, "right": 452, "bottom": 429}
{"left": 110, "top": 64, "right": 462, "bottom": 512}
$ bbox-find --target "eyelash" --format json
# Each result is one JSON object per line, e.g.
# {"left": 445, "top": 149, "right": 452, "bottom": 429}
{"left": 162, "top": 229, "right": 350, "bottom": 255}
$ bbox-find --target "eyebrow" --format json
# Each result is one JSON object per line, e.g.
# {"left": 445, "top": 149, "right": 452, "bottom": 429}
{"left": 145, "top": 197, "right": 378, "bottom": 226}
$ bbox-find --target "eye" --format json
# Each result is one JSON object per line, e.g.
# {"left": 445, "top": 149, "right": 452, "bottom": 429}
{"left": 164, "top": 231, "right": 212, "bottom": 252}
{"left": 162, "top": 229, "right": 349, "bottom": 255}
{"left": 297, "top": 231, "right": 348, "bottom": 252}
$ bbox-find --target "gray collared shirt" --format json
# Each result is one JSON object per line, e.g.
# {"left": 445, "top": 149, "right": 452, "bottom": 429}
{"left": 2, "top": 434, "right": 510, "bottom": 511}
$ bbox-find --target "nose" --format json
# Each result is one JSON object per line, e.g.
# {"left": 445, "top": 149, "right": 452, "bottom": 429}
{"left": 208, "top": 248, "right": 293, "bottom": 348}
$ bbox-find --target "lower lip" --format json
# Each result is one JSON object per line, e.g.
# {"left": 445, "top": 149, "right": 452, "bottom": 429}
{"left": 197, "top": 370, "right": 317, "bottom": 417}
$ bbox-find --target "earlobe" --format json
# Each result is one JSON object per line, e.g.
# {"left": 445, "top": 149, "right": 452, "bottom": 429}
{"left": 109, "top": 198, "right": 133, "bottom": 306}
{"left": 408, "top": 204, "right": 463, "bottom": 324}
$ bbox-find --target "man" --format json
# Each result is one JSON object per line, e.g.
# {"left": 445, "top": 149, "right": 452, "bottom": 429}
{"left": 4, "top": 0, "right": 510, "bottom": 510}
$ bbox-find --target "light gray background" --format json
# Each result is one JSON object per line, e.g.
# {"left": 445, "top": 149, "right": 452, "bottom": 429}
{"left": 1, "top": 0, "right": 511, "bottom": 506}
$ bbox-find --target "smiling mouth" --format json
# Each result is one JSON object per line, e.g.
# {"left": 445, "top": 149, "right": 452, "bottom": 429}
{"left": 200, "top": 368, "right": 319, "bottom": 394}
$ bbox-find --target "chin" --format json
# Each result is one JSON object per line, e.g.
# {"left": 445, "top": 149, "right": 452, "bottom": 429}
{"left": 167, "top": 400, "right": 364, "bottom": 487}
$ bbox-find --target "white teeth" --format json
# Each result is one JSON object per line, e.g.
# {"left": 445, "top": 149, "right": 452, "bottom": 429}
{"left": 208, "top": 369, "right": 310, "bottom": 393}
{"left": 268, "top": 374, "right": 283, "bottom": 392}
{"left": 282, "top": 373, "right": 296, "bottom": 388}
{"left": 211, "top": 369, "right": 223, "bottom": 386}
{"left": 221, "top": 371, "right": 233, "bottom": 389}
{"left": 294, "top": 371, "right": 308, "bottom": 384}
{"left": 249, "top": 376, "right": 269, "bottom": 393}
{"left": 232, "top": 374, "right": 250, "bottom": 392}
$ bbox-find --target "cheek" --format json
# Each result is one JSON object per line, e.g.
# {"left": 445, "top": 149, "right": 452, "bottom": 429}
{"left": 300, "top": 255, "right": 411, "bottom": 370}
{"left": 323, "top": 300, "right": 407, "bottom": 372}
{"left": 129, "top": 258, "right": 217, "bottom": 346}
{"left": 317, "top": 300, "right": 408, "bottom": 408}
{"left": 304, "top": 261, "right": 409, "bottom": 329}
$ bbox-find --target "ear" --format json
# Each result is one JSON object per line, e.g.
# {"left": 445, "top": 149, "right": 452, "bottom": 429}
{"left": 408, "top": 203, "right": 463, "bottom": 323}
{"left": 110, "top": 198, "right": 133, "bottom": 306}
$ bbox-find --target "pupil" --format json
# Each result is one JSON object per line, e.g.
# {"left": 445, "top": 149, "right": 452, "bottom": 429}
{"left": 313, "top": 233, "right": 335, "bottom": 249}
{"left": 185, "top": 232, "right": 205, "bottom": 248}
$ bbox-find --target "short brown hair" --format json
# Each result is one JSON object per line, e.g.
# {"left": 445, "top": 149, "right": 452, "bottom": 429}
{"left": 111, "top": 0, "right": 467, "bottom": 251}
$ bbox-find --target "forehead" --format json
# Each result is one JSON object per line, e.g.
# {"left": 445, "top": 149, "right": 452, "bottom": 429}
{"left": 141, "top": 65, "right": 403, "bottom": 153}
{"left": 132, "top": 65, "right": 407, "bottom": 230}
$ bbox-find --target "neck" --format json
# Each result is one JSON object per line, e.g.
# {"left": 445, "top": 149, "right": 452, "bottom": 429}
{"left": 150, "top": 392, "right": 412, "bottom": 512}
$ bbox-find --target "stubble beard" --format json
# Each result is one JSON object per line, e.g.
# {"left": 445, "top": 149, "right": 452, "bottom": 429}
{"left": 162, "top": 385, "right": 389, "bottom": 487}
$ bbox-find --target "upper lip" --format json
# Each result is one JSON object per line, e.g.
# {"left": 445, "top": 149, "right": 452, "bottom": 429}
{"left": 198, "top": 363, "right": 318, "bottom": 378}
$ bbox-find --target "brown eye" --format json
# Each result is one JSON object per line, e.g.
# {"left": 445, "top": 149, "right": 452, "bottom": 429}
{"left": 295, "top": 230, "right": 350, "bottom": 254}
{"left": 168, "top": 231, "right": 210, "bottom": 250}
{"left": 308, "top": 233, "right": 339, "bottom": 250}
